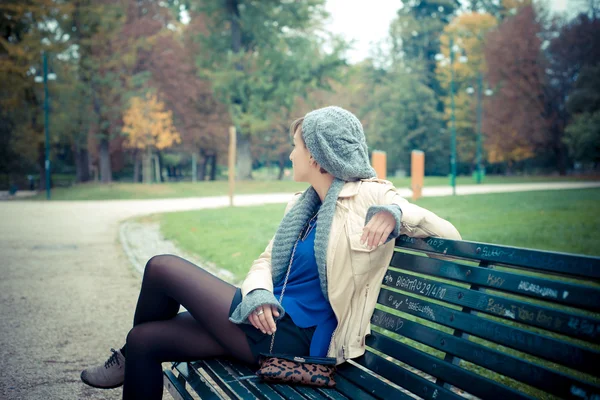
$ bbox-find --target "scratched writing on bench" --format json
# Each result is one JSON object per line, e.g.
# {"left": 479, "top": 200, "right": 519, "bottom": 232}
{"left": 517, "top": 280, "right": 559, "bottom": 299}
{"left": 372, "top": 312, "right": 404, "bottom": 332}
{"left": 487, "top": 274, "right": 506, "bottom": 287}
{"left": 480, "top": 246, "right": 514, "bottom": 259}
{"left": 385, "top": 294, "right": 404, "bottom": 310}
{"left": 484, "top": 298, "right": 599, "bottom": 337}
{"left": 478, "top": 246, "right": 585, "bottom": 276}
{"left": 406, "top": 298, "right": 436, "bottom": 321}
{"left": 384, "top": 294, "right": 437, "bottom": 321}
{"left": 385, "top": 273, "right": 447, "bottom": 300}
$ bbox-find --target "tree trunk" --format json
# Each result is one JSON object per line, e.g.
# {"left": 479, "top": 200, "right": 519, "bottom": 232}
{"left": 278, "top": 153, "right": 286, "bottom": 180}
{"left": 157, "top": 150, "right": 164, "bottom": 182}
{"left": 209, "top": 153, "right": 217, "bottom": 181}
{"left": 143, "top": 146, "right": 152, "bottom": 184}
{"left": 74, "top": 144, "right": 90, "bottom": 183}
{"left": 199, "top": 153, "right": 209, "bottom": 181}
{"left": 236, "top": 133, "right": 253, "bottom": 180}
{"left": 99, "top": 136, "right": 112, "bottom": 183}
{"left": 133, "top": 151, "right": 141, "bottom": 183}
{"left": 555, "top": 141, "right": 569, "bottom": 176}
{"left": 191, "top": 152, "right": 197, "bottom": 183}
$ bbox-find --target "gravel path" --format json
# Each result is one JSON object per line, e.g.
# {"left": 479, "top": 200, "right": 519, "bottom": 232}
{"left": 1, "top": 181, "right": 598, "bottom": 399}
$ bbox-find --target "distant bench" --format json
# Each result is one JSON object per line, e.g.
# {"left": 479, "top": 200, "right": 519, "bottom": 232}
{"left": 164, "top": 235, "right": 600, "bottom": 399}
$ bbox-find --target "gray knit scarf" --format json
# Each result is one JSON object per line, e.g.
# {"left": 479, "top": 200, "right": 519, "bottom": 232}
{"left": 270, "top": 178, "right": 346, "bottom": 301}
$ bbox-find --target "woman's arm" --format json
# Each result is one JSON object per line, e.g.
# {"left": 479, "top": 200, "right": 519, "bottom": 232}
{"left": 379, "top": 181, "right": 461, "bottom": 239}
{"left": 361, "top": 181, "right": 461, "bottom": 247}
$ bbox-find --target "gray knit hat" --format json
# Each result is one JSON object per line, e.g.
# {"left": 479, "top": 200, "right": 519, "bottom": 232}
{"left": 302, "top": 106, "right": 376, "bottom": 181}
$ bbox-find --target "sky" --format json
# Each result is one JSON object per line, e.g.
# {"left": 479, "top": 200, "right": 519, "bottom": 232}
{"left": 324, "top": 0, "right": 572, "bottom": 64}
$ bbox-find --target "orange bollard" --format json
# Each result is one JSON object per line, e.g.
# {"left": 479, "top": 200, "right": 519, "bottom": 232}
{"left": 371, "top": 151, "right": 387, "bottom": 180}
{"left": 411, "top": 150, "right": 424, "bottom": 201}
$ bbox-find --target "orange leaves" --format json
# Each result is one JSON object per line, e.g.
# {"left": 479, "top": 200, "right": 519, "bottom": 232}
{"left": 122, "top": 93, "right": 181, "bottom": 151}
{"left": 483, "top": 5, "right": 549, "bottom": 165}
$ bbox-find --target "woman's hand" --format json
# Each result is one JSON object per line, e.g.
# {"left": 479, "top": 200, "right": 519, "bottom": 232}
{"left": 248, "top": 305, "right": 280, "bottom": 335}
{"left": 361, "top": 210, "right": 396, "bottom": 250}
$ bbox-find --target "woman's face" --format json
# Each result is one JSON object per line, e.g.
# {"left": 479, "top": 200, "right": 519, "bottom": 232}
{"left": 289, "top": 128, "right": 313, "bottom": 182}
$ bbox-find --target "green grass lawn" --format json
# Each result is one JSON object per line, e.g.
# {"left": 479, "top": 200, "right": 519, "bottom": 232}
{"left": 27, "top": 174, "right": 598, "bottom": 201}
{"left": 159, "top": 188, "right": 600, "bottom": 281}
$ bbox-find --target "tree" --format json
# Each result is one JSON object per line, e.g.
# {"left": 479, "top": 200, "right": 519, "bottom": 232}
{"left": 0, "top": 0, "right": 73, "bottom": 188}
{"left": 437, "top": 12, "right": 498, "bottom": 167}
{"left": 362, "top": 62, "right": 447, "bottom": 176}
{"left": 78, "top": 0, "right": 128, "bottom": 183}
{"left": 190, "top": 0, "right": 346, "bottom": 179}
{"left": 483, "top": 5, "right": 550, "bottom": 170}
{"left": 389, "top": 0, "right": 458, "bottom": 94}
{"left": 149, "top": 15, "right": 230, "bottom": 182}
{"left": 461, "top": 0, "right": 531, "bottom": 19}
{"left": 122, "top": 93, "right": 181, "bottom": 183}
{"left": 564, "top": 64, "right": 600, "bottom": 165}
{"left": 547, "top": 13, "right": 600, "bottom": 167}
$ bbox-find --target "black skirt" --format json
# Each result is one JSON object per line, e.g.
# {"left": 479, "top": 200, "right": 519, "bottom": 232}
{"left": 229, "top": 288, "right": 316, "bottom": 364}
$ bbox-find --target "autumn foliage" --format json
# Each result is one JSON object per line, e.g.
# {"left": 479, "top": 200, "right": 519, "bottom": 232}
{"left": 122, "top": 93, "right": 181, "bottom": 182}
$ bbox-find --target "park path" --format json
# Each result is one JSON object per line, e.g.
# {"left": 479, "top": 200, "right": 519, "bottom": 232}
{"left": 0, "top": 181, "right": 598, "bottom": 399}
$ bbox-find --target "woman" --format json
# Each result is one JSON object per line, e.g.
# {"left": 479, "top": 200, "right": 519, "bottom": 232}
{"left": 80, "top": 106, "right": 461, "bottom": 399}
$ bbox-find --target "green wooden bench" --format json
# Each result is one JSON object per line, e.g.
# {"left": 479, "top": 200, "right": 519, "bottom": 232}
{"left": 164, "top": 235, "right": 600, "bottom": 399}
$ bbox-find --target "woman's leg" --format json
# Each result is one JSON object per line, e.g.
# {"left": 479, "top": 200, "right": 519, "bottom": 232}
{"left": 123, "top": 312, "right": 230, "bottom": 399}
{"left": 123, "top": 255, "right": 255, "bottom": 399}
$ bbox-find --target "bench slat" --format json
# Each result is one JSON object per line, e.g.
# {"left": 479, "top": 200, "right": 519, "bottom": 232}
{"left": 395, "top": 236, "right": 600, "bottom": 279}
{"left": 174, "top": 362, "right": 223, "bottom": 400}
{"left": 366, "top": 331, "right": 533, "bottom": 400}
{"left": 383, "top": 269, "right": 600, "bottom": 342}
{"left": 390, "top": 252, "right": 600, "bottom": 310}
{"left": 200, "top": 359, "right": 257, "bottom": 399}
{"left": 371, "top": 309, "right": 600, "bottom": 399}
{"left": 219, "top": 360, "right": 288, "bottom": 400}
{"left": 269, "top": 383, "right": 314, "bottom": 400}
{"left": 336, "top": 362, "right": 415, "bottom": 400}
{"left": 320, "top": 373, "right": 375, "bottom": 400}
{"left": 378, "top": 288, "right": 600, "bottom": 376}
{"left": 293, "top": 387, "right": 329, "bottom": 400}
{"left": 164, "top": 369, "right": 195, "bottom": 400}
{"left": 354, "top": 352, "right": 462, "bottom": 400}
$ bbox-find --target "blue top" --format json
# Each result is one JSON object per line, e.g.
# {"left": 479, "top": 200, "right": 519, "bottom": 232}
{"left": 273, "top": 216, "right": 338, "bottom": 356}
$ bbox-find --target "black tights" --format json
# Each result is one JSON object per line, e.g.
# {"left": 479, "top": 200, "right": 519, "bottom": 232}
{"left": 122, "top": 255, "right": 255, "bottom": 399}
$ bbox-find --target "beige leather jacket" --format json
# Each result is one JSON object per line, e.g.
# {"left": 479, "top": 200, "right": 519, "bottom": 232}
{"left": 241, "top": 178, "right": 462, "bottom": 364}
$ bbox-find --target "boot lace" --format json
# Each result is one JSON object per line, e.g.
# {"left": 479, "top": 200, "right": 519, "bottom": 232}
{"left": 104, "top": 348, "right": 122, "bottom": 369}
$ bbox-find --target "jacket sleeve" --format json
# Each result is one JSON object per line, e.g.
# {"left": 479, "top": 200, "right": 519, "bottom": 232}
{"left": 240, "top": 192, "right": 302, "bottom": 298}
{"left": 374, "top": 182, "right": 461, "bottom": 240}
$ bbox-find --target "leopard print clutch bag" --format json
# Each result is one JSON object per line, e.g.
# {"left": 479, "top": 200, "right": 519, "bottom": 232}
{"left": 256, "top": 354, "right": 337, "bottom": 387}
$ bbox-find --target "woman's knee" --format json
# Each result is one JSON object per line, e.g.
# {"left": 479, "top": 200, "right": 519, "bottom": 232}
{"left": 143, "top": 254, "right": 174, "bottom": 281}
{"left": 126, "top": 324, "right": 157, "bottom": 355}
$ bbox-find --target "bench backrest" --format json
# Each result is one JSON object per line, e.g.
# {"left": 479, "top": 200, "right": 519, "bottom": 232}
{"left": 359, "top": 235, "right": 600, "bottom": 400}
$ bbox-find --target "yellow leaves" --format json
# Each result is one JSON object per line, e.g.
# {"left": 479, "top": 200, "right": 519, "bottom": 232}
{"left": 438, "top": 12, "right": 498, "bottom": 85}
{"left": 485, "top": 128, "right": 534, "bottom": 163}
{"left": 122, "top": 93, "right": 181, "bottom": 151}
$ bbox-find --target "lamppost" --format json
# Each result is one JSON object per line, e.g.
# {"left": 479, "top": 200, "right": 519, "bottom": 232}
{"left": 466, "top": 72, "right": 493, "bottom": 184}
{"left": 34, "top": 51, "right": 56, "bottom": 200}
{"left": 437, "top": 38, "right": 467, "bottom": 196}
